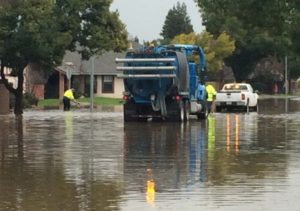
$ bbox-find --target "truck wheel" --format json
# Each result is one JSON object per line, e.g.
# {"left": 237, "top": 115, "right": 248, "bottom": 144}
{"left": 179, "top": 101, "right": 185, "bottom": 121}
{"left": 184, "top": 100, "right": 190, "bottom": 121}
{"left": 124, "top": 114, "right": 134, "bottom": 122}
{"left": 124, "top": 109, "right": 138, "bottom": 122}
{"left": 123, "top": 102, "right": 137, "bottom": 122}
{"left": 166, "top": 101, "right": 185, "bottom": 122}
{"left": 246, "top": 99, "right": 250, "bottom": 112}
{"left": 197, "top": 104, "right": 208, "bottom": 119}
{"left": 252, "top": 105, "right": 258, "bottom": 112}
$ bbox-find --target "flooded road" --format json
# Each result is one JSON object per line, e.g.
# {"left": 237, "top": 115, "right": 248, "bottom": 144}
{"left": 1, "top": 98, "right": 300, "bottom": 211}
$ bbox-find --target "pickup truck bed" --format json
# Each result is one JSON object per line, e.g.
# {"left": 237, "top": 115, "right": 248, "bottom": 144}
{"left": 215, "top": 83, "right": 258, "bottom": 112}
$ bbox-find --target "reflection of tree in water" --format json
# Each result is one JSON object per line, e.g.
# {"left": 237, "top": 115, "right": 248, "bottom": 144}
{"left": 1, "top": 164, "right": 122, "bottom": 210}
{"left": 0, "top": 116, "right": 10, "bottom": 164}
{"left": 0, "top": 114, "right": 122, "bottom": 211}
{"left": 0, "top": 116, "right": 24, "bottom": 165}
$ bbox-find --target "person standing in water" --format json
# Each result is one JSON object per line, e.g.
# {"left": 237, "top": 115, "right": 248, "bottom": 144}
{"left": 206, "top": 83, "right": 217, "bottom": 114}
{"left": 63, "top": 88, "right": 80, "bottom": 111}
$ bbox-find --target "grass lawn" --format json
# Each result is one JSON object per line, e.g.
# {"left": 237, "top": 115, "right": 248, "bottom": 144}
{"left": 38, "top": 97, "right": 123, "bottom": 107}
{"left": 79, "top": 97, "right": 123, "bottom": 105}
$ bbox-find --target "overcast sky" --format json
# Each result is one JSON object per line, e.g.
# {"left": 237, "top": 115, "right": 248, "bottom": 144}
{"left": 110, "top": 0, "right": 204, "bottom": 42}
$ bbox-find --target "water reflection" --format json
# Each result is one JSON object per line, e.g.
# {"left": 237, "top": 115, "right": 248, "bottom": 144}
{"left": 224, "top": 114, "right": 240, "bottom": 153}
{"left": 258, "top": 97, "right": 300, "bottom": 114}
{"left": 0, "top": 115, "right": 24, "bottom": 164}
{"left": 207, "top": 115, "right": 216, "bottom": 159}
{"left": 146, "top": 169, "right": 155, "bottom": 206}
{"left": 0, "top": 111, "right": 124, "bottom": 211}
{"left": 1, "top": 99, "right": 300, "bottom": 210}
{"left": 122, "top": 109, "right": 294, "bottom": 209}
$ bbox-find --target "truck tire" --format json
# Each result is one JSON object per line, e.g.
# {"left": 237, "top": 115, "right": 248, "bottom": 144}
{"left": 251, "top": 104, "right": 258, "bottom": 112}
{"left": 245, "top": 99, "right": 250, "bottom": 112}
{"left": 123, "top": 102, "right": 137, "bottom": 122}
{"left": 184, "top": 100, "right": 190, "bottom": 121}
{"left": 124, "top": 113, "right": 135, "bottom": 122}
{"left": 197, "top": 103, "right": 208, "bottom": 119}
{"left": 166, "top": 101, "right": 184, "bottom": 122}
{"left": 179, "top": 101, "right": 185, "bottom": 121}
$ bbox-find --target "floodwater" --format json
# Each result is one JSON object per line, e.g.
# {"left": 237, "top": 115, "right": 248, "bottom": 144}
{"left": 1, "top": 98, "right": 300, "bottom": 211}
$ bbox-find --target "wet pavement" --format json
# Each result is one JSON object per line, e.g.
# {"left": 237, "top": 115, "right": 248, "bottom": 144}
{"left": 1, "top": 98, "right": 300, "bottom": 211}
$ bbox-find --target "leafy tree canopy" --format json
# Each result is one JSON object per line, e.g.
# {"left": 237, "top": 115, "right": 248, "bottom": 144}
{"left": 196, "top": 0, "right": 299, "bottom": 81}
{"left": 0, "top": 0, "right": 128, "bottom": 115}
{"left": 160, "top": 2, "right": 194, "bottom": 44}
{"left": 171, "top": 31, "right": 235, "bottom": 77}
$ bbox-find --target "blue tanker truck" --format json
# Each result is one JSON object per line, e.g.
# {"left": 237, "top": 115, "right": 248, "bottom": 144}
{"left": 116, "top": 44, "right": 208, "bottom": 122}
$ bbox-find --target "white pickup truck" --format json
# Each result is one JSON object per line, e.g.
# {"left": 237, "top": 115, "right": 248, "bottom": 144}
{"left": 215, "top": 83, "right": 258, "bottom": 112}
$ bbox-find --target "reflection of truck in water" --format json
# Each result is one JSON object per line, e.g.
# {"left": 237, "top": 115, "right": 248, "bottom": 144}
{"left": 123, "top": 122, "right": 207, "bottom": 195}
{"left": 116, "top": 44, "right": 208, "bottom": 122}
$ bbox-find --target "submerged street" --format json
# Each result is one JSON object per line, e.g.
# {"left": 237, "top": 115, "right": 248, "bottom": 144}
{"left": 1, "top": 98, "right": 300, "bottom": 211}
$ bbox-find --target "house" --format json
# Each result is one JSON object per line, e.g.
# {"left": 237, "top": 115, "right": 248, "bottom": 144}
{"left": 50, "top": 51, "right": 126, "bottom": 99}
{"left": 43, "top": 42, "right": 142, "bottom": 100}
{"left": 1, "top": 67, "right": 18, "bottom": 89}
{"left": 2, "top": 41, "right": 141, "bottom": 100}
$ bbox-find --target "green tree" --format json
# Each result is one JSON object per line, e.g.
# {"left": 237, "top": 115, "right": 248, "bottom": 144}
{"left": 289, "top": 4, "right": 300, "bottom": 79}
{"left": 171, "top": 31, "right": 235, "bottom": 77}
{"left": 196, "top": 0, "right": 297, "bottom": 81}
{"left": 160, "top": 2, "right": 194, "bottom": 44}
{"left": 0, "top": 0, "right": 128, "bottom": 116}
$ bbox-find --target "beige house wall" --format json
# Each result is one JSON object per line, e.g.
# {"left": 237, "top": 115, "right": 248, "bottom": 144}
{"left": 1, "top": 67, "right": 47, "bottom": 100}
{"left": 95, "top": 76, "right": 124, "bottom": 98}
{"left": 114, "top": 77, "right": 125, "bottom": 98}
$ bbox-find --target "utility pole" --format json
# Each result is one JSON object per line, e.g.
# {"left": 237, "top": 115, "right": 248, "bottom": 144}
{"left": 90, "top": 56, "right": 95, "bottom": 113}
{"left": 285, "top": 56, "right": 288, "bottom": 96}
{"left": 64, "top": 62, "right": 74, "bottom": 89}
{"left": 285, "top": 56, "right": 288, "bottom": 113}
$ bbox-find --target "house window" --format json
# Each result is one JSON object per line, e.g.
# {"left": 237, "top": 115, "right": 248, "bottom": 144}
{"left": 102, "top": 75, "right": 114, "bottom": 93}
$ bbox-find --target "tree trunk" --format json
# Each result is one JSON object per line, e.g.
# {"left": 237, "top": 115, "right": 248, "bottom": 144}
{"left": 0, "top": 64, "right": 25, "bottom": 116}
{"left": 14, "top": 87, "right": 23, "bottom": 115}
{"left": 14, "top": 68, "right": 24, "bottom": 116}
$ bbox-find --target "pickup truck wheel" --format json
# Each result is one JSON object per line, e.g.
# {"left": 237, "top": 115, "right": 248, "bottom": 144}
{"left": 252, "top": 105, "right": 258, "bottom": 112}
{"left": 245, "top": 99, "right": 250, "bottom": 112}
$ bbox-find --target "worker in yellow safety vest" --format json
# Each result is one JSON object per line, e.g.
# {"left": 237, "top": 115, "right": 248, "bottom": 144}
{"left": 63, "top": 88, "right": 79, "bottom": 111}
{"left": 206, "top": 84, "right": 217, "bottom": 113}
